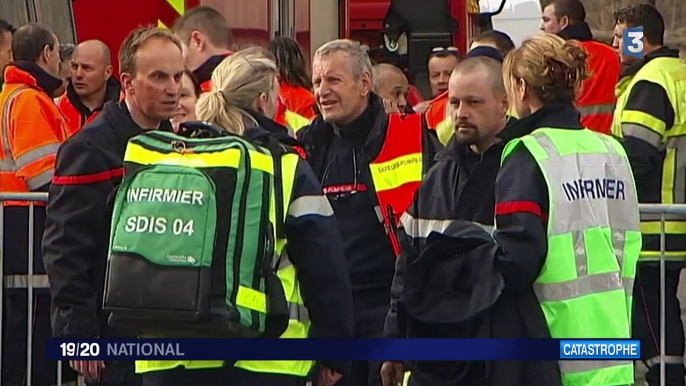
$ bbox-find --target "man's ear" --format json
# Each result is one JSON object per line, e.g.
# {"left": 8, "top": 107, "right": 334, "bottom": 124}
{"left": 560, "top": 15, "right": 570, "bottom": 29}
{"left": 190, "top": 30, "right": 205, "bottom": 51}
{"left": 105, "top": 65, "right": 114, "bottom": 80}
{"left": 120, "top": 72, "right": 134, "bottom": 94}
{"left": 500, "top": 93, "right": 509, "bottom": 115}
{"left": 360, "top": 72, "right": 372, "bottom": 96}
{"left": 41, "top": 44, "right": 52, "bottom": 65}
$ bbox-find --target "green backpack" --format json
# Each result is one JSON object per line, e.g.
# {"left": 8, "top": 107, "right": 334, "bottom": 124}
{"left": 103, "top": 123, "right": 290, "bottom": 338}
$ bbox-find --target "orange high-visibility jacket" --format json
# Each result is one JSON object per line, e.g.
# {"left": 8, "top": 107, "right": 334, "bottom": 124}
{"left": 0, "top": 65, "right": 69, "bottom": 197}
{"left": 576, "top": 40, "right": 621, "bottom": 134}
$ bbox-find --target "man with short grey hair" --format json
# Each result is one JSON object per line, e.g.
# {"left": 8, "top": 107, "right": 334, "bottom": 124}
{"left": 298, "top": 39, "right": 442, "bottom": 386}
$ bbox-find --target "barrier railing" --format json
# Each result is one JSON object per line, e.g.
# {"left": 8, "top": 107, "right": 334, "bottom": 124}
{"left": 636, "top": 204, "right": 686, "bottom": 386}
{"left": 0, "top": 192, "right": 682, "bottom": 386}
{"left": 0, "top": 192, "right": 77, "bottom": 386}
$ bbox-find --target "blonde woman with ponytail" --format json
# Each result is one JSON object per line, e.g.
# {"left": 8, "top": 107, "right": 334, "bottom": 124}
{"left": 140, "top": 48, "right": 354, "bottom": 386}
{"left": 195, "top": 47, "right": 280, "bottom": 136}
{"left": 491, "top": 33, "right": 641, "bottom": 385}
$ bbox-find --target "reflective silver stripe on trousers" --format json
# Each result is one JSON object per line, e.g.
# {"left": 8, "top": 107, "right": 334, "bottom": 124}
{"left": 288, "top": 301, "right": 309, "bottom": 322}
{"left": 400, "top": 212, "right": 494, "bottom": 238}
{"left": 646, "top": 355, "right": 683, "bottom": 368}
{"left": 578, "top": 103, "right": 616, "bottom": 117}
{"left": 4, "top": 274, "right": 49, "bottom": 289}
{"left": 531, "top": 132, "right": 638, "bottom": 301}
{"left": 288, "top": 195, "right": 334, "bottom": 217}
{"left": 560, "top": 359, "right": 632, "bottom": 374}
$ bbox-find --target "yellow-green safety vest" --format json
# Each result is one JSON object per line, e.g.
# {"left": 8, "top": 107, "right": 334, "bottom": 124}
{"left": 135, "top": 150, "right": 314, "bottom": 377}
{"left": 284, "top": 110, "right": 310, "bottom": 137}
{"left": 612, "top": 57, "right": 686, "bottom": 261}
{"left": 501, "top": 127, "right": 641, "bottom": 385}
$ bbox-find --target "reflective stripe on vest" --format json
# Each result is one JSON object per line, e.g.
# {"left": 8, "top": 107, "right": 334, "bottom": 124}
{"left": 612, "top": 57, "right": 686, "bottom": 261}
{"left": 136, "top": 152, "right": 313, "bottom": 376}
{"left": 578, "top": 103, "right": 616, "bottom": 117}
{"left": 436, "top": 116, "right": 453, "bottom": 146}
{"left": 369, "top": 113, "right": 424, "bottom": 256}
{"left": 274, "top": 98, "right": 309, "bottom": 137}
{"left": 501, "top": 128, "right": 640, "bottom": 385}
{"left": 235, "top": 151, "right": 314, "bottom": 376}
{"left": 0, "top": 87, "right": 29, "bottom": 174}
{"left": 576, "top": 41, "right": 620, "bottom": 135}
{"left": 284, "top": 110, "right": 310, "bottom": 137}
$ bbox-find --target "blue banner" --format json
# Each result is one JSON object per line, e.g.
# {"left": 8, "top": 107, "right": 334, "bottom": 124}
{"left": 46, "top": 338, "right": 641, "bottom": 361}
{"left": 560, "top": 340, "right": 640, "bottom": 359}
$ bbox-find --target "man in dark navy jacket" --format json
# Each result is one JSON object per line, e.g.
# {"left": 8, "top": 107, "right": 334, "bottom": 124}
{"left": 42, "top": 27, "right": 185, "bottom": 386}
{"left": 172, "top": 6, "right": 232, "bottom": 92}
{"left": 382, "top": 56, "right": 559, "bottom": 386}
{"left": 298, "top": 39, "right": 441, "bottom": 386}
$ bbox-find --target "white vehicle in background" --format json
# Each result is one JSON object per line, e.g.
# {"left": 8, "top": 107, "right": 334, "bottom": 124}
{"left": 479, "top": 0, "right": 543, "bottom": 47}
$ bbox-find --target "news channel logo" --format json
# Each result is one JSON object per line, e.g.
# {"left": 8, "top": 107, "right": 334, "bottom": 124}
{"left": 622, "top": 26, "right": 644, "bottom": 59}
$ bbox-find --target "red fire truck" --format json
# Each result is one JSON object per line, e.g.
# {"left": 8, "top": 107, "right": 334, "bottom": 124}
{"left": 5, "top": 0, "right": 510, "bottom": 98}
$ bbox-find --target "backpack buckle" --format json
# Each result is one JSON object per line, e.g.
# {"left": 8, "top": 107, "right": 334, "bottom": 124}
{"left": 172, "top": 140, "right": 187, "bottom": 154}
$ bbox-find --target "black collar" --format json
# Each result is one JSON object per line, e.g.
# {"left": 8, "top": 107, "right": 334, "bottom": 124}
{"left": 244, "top": 108, "right": 306, "bottom": 148}
{"left": 621, "top": 46, "right": 680, "bottom": 78}
{"left": 66, "top": 77, "right": 122, "bottom": 117}
{"left": 102, "top": 101, "right": 173, "bottom": 150}
{"left": 558, "top": 22, "right": 593, "bottom": 42}
{"left": 193, "top": 54, "right": 230, "bottom": 85}
{"left": 13, "top": 60, "right": 63, "bottom": 96}
{"left": 332, "top": 98, "right": 375, "bottom": 144}
{"left": 499, "top": 103, "right": 583, "bottom": 142}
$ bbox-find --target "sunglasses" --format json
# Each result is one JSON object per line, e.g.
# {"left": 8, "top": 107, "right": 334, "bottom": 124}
{"left": 432, "top": 46, "right": 459, "bottom": 53}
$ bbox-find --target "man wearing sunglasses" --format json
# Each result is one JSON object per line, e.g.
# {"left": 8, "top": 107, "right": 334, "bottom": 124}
{"left": 298, "top": 39, "right": 442, "bottom": 386}
{"left": 423, "top": 46, "right": 461, "bottom": 144}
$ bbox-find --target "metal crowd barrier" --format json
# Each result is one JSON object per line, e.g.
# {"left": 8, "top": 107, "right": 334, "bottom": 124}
{"left": 0, "top": 192, "right": 80, "bottom": 386}
{"left": 0, "top": 192, "right": 682, "bottom": 386}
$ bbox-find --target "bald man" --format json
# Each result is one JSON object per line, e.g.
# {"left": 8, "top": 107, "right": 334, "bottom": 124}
{"left": 372, "top": 63, "right": 412, "bottom": 113}
{"left": 57, "top": 39, "right": 121, "bottom": 137}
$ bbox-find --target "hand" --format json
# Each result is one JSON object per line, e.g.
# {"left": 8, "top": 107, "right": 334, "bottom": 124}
{"left": 413, "top": 101, "right": 431, "bottom": 114}
{"left": 383, "top": 99, "right": 402, "bottom": 114}
{"left": 318, "top": 366, "right": 343, "bottom": 386}
{"left": 69, "top": 360, "right": 105, "bottom": 382}
{"left": 380, "top": 361, "right": 405, "bottom": 386}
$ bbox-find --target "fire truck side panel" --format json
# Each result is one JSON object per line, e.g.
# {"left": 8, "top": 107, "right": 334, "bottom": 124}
{"left": 202, "top": 0, "right": 271, "bottom": 50}
{"left": 73, "top": 0, "right": 159, "bottom": 75}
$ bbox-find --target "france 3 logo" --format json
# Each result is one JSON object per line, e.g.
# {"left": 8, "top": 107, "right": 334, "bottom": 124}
{"left": 622, "top": 26, "right": 644, "bottom": 59}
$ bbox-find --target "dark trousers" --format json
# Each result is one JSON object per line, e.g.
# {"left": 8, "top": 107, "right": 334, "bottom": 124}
{"left": 141, "top": 366, "right": 308, "bottom": 386}
{"left": 2, "top": 290, "right": 78, "bottom": 386}
{"left": 335, "top": 360, "right": 382, "bottom": 386}
{"left": 633, "top": 263, "right": 685, "bottom": 386}
{"left": 86, "top": 361, "right": 142, "bottom": 386}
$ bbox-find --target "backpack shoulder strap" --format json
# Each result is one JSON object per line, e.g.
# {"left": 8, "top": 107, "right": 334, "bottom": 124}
{"left": 255, "top": 136, "right": 288, "bottom": 241}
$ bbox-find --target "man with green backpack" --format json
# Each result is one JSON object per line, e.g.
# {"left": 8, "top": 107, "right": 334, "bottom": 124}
{"left": 102, "top": 46, "right": 354, "bottom": 386}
